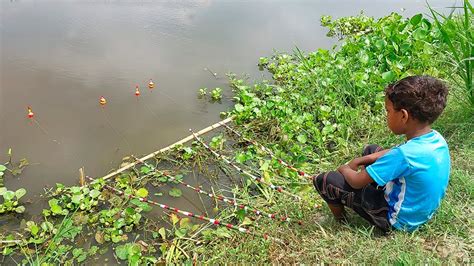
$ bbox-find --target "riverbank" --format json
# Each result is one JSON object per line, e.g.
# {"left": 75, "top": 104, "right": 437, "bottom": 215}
{"left": 197, "top": 7, "right": 473, "bottom": 263}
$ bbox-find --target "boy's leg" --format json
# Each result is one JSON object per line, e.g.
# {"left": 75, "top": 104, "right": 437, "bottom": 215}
{"left": 313, "top": 171, "right": 354, "bottom": 221}
{"left": 314, "top": 170, "right": 391, "bottom": 232}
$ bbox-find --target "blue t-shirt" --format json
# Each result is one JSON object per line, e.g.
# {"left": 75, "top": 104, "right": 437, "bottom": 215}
{"left": 366, "top": 130, "right": 450, "bottom": 231}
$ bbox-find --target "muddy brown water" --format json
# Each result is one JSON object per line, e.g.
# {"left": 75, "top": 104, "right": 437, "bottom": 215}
{"left": 1, "top": 0, "right": 455, "bottom": 240}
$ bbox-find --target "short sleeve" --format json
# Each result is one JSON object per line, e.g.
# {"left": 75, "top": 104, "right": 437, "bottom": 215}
{"left": 366, "top": 147, "right": 410, "bottom": 186}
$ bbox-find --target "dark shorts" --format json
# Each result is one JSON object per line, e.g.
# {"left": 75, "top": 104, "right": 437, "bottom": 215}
{"left": 313, "top": 144, "right": 392, "bottom": 232}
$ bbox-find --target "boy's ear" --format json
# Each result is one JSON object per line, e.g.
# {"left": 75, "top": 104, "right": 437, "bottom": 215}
{"left": 401, "top": 108, "right": 409, "bottom": 123}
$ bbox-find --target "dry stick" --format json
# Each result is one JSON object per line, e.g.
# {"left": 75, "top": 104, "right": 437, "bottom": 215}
{"left": 85, "top": 176, "right": 284, "bottom": 244}
{"left": 220, "top": 122, "right": 313, "bottom": 180}
{"left": 79, "top": 167, "right": 85, "bottom": 186}
{"left": 100, "top": 117, "right": 233, "bottom": 182}
{"left": 133, "top": 156, "right": 300, "bottom": 224}
{"left": 190, "top": 129, "right": 301, "bottom": 201}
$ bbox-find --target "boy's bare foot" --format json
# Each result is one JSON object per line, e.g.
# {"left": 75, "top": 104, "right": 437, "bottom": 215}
{"left": 328, "top": 204, "right": 348, "bottom": 223}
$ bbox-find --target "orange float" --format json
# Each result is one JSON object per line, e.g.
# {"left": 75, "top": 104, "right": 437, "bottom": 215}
{"left": 27, "top": 106, "right": 34, "bottom": 118}
{"left": 99, "top": 96, "right": 107, "bottom": 106}
{"left": 148, "top": 79, "right": 155, "bottom": 89}
{"left": 135, "top": 85, "right": 141, "bottom": 96}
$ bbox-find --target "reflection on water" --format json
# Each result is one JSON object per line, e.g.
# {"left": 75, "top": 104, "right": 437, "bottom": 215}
{"left": 0, "top": 0, "right": 455, "bottom": 211}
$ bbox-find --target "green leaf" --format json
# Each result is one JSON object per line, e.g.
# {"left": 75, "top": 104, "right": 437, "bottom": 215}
{"left": 158, "top": 227, "right": 166, "bottom": 240}
{"left": 71, "top": 194, "right": 84, "bottom": 204}
{"left": 297, "top": 134, "right": 307, "bottom": 144}
{"left": 89, "top": 189, "right": 101, "bottom": 198}
{"left": 73, "top": 248, "right": 84, "bottom": 258}
{"left": 214, "top": 227, "right": 232, "bottom": 238}
{"left": 70, "top": 186, "right": 81, "bottom": 194}
{"left": 169, "top": 188, "right": 182, "bottom": 198}
{"left": 170, "top": 213, "right": 179, "bottom": 226}
{"left": 15, "top": 206, "right": 25, "bottom": 213}
{"left": 135, "top": 188, "right": 148, "bottom": 198}
{"left": 130, "top": 198, "right": 152, "bottom": 212}
{"left": 241, "top": 217, "right": 253, "bottom": 226}
{"left": 234, "top": 103, "right": 244, "bottom": 112}
{"left": 410, "top": 14, "right": 423, "bottom": 25}
{"left": 179, "top": 217, "right": 191, "bottom": 229}
{"left": 412, "top": 28, "right": 428, "bottom": 40}
{"left": 140, "top": 166, "right": 151, "bottom": 174}
{"left": 0, "top": 187, "right": 7, "bottom": 196}
{"left": 359, "top": 51, "right": 369, "bottom": 64}
{"left": 235, "top": 152, "right": 247, "bottom": 164}
{"left": 0, "top": 165, "right": 6, "bottom": 172}
{"left": 3, "top": 191, "right": 14, "bottom": 201}
{"left": 381, "top": 71, "right": 396, "bottom": 82}
{"left": 115, "top": 244, "right": 129, "bottom": 260}
{"left": 174, "top": 228, "right": 187, "bottom": 238}
{"left": 29, "top": 224, "right": 39, "bottom": 235}
{"left": 51, "top": 204, "right": 63, "bottom": 214}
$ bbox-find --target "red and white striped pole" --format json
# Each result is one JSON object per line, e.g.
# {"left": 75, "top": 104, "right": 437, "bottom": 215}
{"left": 190, "top": 129, "right": 301, "bottom": 201}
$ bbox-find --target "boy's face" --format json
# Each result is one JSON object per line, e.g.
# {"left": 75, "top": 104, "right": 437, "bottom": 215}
{"left": 385, "top": 97, "right": 407, "bottom": 135}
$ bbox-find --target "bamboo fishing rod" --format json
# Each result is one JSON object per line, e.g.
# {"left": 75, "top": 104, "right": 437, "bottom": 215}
{"left": 85, "top": 176, "right": 284, "bottom": 244}
{"left": 132, "top": 156, "right": 301, "bottom": 225}
{"left": 219, "top": 122, "right": 313, "bottom": 180}
{"left": 190, "top": 129, "right": 301, "bottom": 201}
{"left": 100, "top": 117, "right": 234, "bottom": 182}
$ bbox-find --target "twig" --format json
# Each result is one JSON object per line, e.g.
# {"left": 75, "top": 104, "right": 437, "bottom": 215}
{"left": 79, "top": 167, "right": 85, "bottom": 186}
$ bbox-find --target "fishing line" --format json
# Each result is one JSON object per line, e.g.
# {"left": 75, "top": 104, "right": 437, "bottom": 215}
{"left": 204, "top": 67, "right": 218, "bottom": 79}
{"left": 26, "top": 108, "right": 93, "bottom": 169}
{"left": 30, "top": 118, "right": 61, "bottom": 145}
{"left": 135, "top": 85, "right": 162, "bottom": 121}
{"left": 100, "top": 107, "right": 133, "bottom": 154}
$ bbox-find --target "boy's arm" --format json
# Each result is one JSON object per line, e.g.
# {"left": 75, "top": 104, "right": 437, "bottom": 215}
{"left": 338, "top": 149, "right": 391, "bottom": 189}
{"left": 337, "top": 164, "right": 374, "bottom": 189}
{"left": 347, "top": 149, "right": 390, "bottom": 170}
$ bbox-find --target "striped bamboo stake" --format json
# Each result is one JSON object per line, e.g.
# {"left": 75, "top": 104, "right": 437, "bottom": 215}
{"left": 132, "top": 156, "right": 300, "bottom": 224}
{"left": 220, "top": 122, "right": 313, "bottom": 180}
{"left": 86, "top": 176, "right": 284, "bottom": 244}
{"left": 190, "top": 129, "right": 301, "bottom": 201}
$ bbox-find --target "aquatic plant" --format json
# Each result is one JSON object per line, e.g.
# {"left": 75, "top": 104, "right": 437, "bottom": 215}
{"left": 0, "top": 187, "right": 26, "bottom": 214}
{"left": 211, "top": 88, "right": 223, "bottom": 101}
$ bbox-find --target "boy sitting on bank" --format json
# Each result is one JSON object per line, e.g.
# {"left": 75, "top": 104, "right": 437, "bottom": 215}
{"left": 313, "top": 75, "right": 450, "bottom": 232}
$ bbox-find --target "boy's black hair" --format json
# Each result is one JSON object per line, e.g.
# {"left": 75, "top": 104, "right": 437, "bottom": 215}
{"left": 385, "top": 75, "right": 448, "bottom": 124}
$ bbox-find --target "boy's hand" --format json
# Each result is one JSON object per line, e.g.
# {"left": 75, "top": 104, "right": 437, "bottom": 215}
{"left": 347, "top": 158, "right": 362, "bottom": 171}
{"left": 348, "top": 149, "right": 390, "bottom": 170}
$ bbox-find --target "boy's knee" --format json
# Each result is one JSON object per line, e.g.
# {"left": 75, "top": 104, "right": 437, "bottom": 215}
{"left": 363, "top": 144, "right": 382, "bottom": 156}
{"left": 313, "top": 171, "right": 344, "bottom": 194}
{"left": 312, "top": 172, "right": 327, "bottom": 194}
{"left": 313, "top": 171, "right": 347, "bottom": 204}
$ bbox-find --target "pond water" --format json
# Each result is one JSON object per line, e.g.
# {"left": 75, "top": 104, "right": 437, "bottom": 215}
{"left": 1, "top": 0, "right": 455, "bottom": 215}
